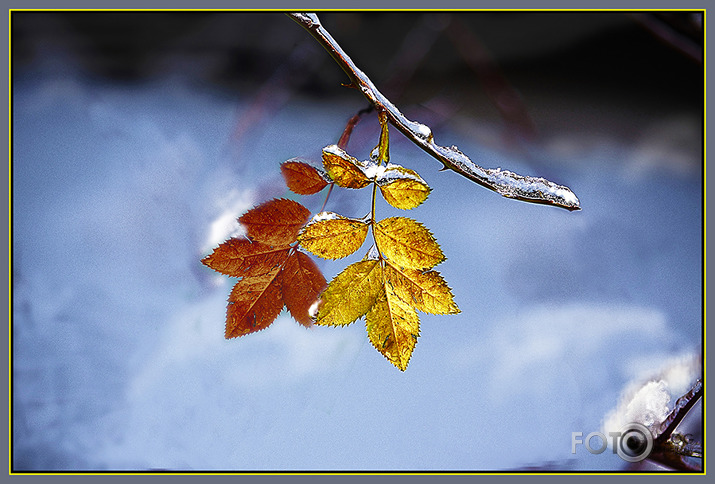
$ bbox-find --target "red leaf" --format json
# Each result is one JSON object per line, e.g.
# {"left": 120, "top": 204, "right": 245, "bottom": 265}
{"left": 204, "top": 199, "right": 327, "bottom": 337}
{"left": 239, "top": 198, "right": 311, "bottom": 246}
{"left": 201, "top": 238, "right": 290, "bottom": 277}
{"left": 281, "top": 160, "right": 329, "bottom": 195}
{"left": 225, "top": 267, "right": 284, "bottom": 338}
{"left": 280, "top": 251, "right": 327, "bottom": 326}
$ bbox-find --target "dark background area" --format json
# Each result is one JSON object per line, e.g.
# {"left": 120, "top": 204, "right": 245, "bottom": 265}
{"left": 12, "top": 12, "right": 701, "bottom": 109}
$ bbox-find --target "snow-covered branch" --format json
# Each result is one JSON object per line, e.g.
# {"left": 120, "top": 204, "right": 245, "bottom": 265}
{"left": 288, "top": 12, "right": 581, "bottom": 211}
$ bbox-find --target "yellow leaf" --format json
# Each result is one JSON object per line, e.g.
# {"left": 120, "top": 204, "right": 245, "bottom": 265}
{"left": 366, "top": 284, "right": 420, "bottom": 371}
{"left": 298, "top": 213, "right": 370, "bottom": 259}
{"left": 374, "top": 217, "right": 445, "bottom": 270}
{"left": 385, "top": 262, "right": 460, "bottom": 315}
{"left": 377, "top": 164, "right": 431, "bottom": 209}
{"left": 375, "top": 110, "right": 390, "bottom": 164}
{"left": 315, "top": 260, "right": 382, "bottom": 326}
{"left": 322, "top": 145, "right": 371, "bottom": 189}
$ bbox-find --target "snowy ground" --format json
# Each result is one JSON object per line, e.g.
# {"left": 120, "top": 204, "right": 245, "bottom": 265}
{"left": 11, "top": 16, "right": 703, "bottom": 471}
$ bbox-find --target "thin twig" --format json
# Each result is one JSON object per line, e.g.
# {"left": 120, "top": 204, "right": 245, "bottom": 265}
{"left": 337, "top": 106, "right": 373, "bottom": 150}
{"left": 287, "top": 12, "right": 581, "bottom": 211}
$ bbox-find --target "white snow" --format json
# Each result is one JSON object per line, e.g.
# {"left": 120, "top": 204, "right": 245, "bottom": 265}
{"left": 602, "top": 352, "right": 701, "bottom": 442}
{"left": 309, "top": 211, "right": 342, "bottom": 223}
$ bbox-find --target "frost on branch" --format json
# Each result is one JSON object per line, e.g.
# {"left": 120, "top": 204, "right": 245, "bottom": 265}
{"left": 288, "top": 12, "right": 581, "bottom": 211}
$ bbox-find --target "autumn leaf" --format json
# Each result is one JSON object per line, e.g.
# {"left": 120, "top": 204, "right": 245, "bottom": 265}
{"left": 322, "top": 144, "right": 371, "bottom": 189}
{"left": 281, "top": 159, "right": 329, "bottom": 195}
{"left": 239, "top": 198, "right": 311, "bottom": 246}
{"left": 377, "top": 163, "right": 431, "bottom": 210}
{"left": 225, "top": 266, "right": 284, "bottom": 338}
{"left": 298, "top": 212, "right": 370, "bottom": 259}
{"left": 375, "top": 110, "right": 390, "bottom": 164}
{"left": 201, "top": 238, "right": 290, "bottom": 277}
{"left": 281, "top": 250, "right": 327, "bottom": 326}
{"left": 316, "top": 252, "right": 456, "bottom": 370}
{"left": 366, "top": 283, "right": 420, "bottom": 371}
{"left": 384, "top": 262, "right": 460, "bottom": 315}
{"left": 316, "top": 258, "right": 421, "bottom": 369}
{"left": 203, "top": 198, "right": 327, "bottom": 337}
{"left": 315, "top": 259, "right": 382, "bottom": 326}
{"left": 374, "top": 217, "right": 445, "bottom": 270}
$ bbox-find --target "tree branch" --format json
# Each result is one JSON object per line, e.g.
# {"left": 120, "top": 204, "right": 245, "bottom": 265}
{"left": 288, "top": 12, "right": 581, "bottom": 211}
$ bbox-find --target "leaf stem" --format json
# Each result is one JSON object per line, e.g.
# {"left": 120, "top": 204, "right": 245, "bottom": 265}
{"left": 319, "top": 183, "right": 334, "bottom": 213}
{"left": 287, "top": 12, "right": 580, "bottom": 211}
{"left": 370, "top": 175, "right": 381, "bottom": 263}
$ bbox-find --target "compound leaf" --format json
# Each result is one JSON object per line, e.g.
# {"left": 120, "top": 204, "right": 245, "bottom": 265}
{"left": 377, "top": 164, "right": 431, "bottom": 210}
{"left": 322, "top": 144, "right": 371, "bottom": 189}
{"left": 201, "top": 238, "right": 290, "bottom": 277}
{"left": 281, "top": 250, "right": 327, "bottom": 326}
{"left": 298, "top": 212, "right": 370, "bottom": 259}
{"left": 239, "top": 198, "right": 311, "bottom": 246}
{"left": 225, "top": 266, "right": 284, "bottom": 338}
{"left": 315, "top": 260, "right": 382, "bottom": 326}
{"left": 281, "top": 160, "right": 329, "bottom": 195}
{"left": 374, "top": 217, "right": 445, "bottom": 270}
{"left": 385, "top": 262, "right": 460, "bottom": 315}
{"left": 366, "top": 283, "right": 420, "bottom": 371}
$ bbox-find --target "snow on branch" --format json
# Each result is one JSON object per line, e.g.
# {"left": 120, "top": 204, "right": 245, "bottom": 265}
{"left": 288, "top": 12, "right": 581, "bottom": 211}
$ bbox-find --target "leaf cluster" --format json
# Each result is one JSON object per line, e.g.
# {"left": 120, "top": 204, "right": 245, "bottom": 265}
{"left": 202, "top": 113, "right": 459, "bottom": 370}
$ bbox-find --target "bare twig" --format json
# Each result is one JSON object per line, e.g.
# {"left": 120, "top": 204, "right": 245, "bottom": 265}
{"left": 288, "top": 12, "right": 581, "bottom": 211}
{"left": 630, "top": 13, "right": 702, "bottom": 63}
{"left": 337, "top": 106, "right": 373, "bottom": 150}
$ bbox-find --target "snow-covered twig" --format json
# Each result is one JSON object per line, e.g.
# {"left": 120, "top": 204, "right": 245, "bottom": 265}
{"left": 288, "top": 12, "right": 581, "bottom": 211}
{"left": 655, "top": 378, "right": 702, "bottom": 446}
{"left": 646, "top": 378, "right": 703, "bottom": 471}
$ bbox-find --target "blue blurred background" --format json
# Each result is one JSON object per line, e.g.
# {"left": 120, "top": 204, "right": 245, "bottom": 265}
{"left": 11, "top": 11, "right": 703, "bottom": 471}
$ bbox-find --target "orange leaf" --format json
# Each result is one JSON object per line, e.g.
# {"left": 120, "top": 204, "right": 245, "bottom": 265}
{"left": 280, "top": 250, "right": 327, "bottom": 326}
{"left": 280, "top": 160, "right": 329, "bottom": 195}
{"left": 225, "top": 266, "right": 284, "bottom": 338}
{"left": 201, "top": 238, "right": 290, "bottom": 277}
{"left": 239, "top": 198, "right": 311, "bottom": 246}
{"left": 322, "top": 145, "right": 371, "bottom": 189}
